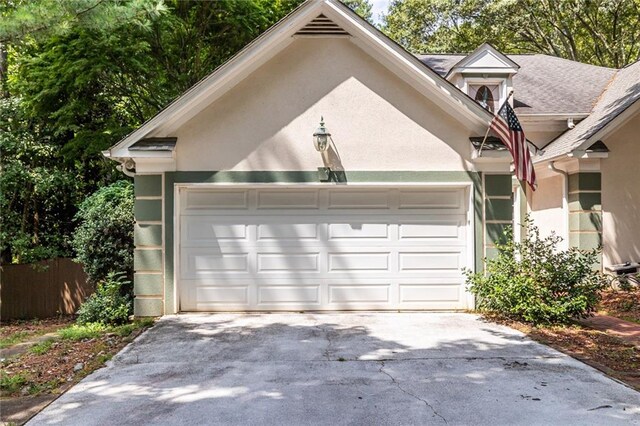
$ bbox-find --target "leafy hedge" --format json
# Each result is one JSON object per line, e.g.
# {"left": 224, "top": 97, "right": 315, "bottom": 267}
{"left": 464, "top": 219, "right": 605, "bottom": 325}
{"left": 76, "top": 273, "right": 132, "bottom": 325}
{"left": 72, "top": 180, "right": 134, "bottom": 284}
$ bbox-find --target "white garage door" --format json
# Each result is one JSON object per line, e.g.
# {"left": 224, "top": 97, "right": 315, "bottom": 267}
{"left": 178, "top": 187, "right": 472, "bottom": 311}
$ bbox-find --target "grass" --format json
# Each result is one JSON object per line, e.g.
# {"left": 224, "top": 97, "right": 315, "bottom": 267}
{"left": 29, "top": 339, "right": 54, "bottom": 355}
{"left": 0, "top": 372, "right": 28, "bottom": 394}
{"left": 57, "top": 319, "right": 154, "bottom": 341}
{"left": 58, "top": 323, "right": 108, "bottom": 341}
{"left": 0, "top": 331, "right": 31, "bottom": 349}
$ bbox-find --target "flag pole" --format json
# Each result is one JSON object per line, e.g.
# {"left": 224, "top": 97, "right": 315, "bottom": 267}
{"left": 478, "top": 90, "right": 514, "bottom": 156}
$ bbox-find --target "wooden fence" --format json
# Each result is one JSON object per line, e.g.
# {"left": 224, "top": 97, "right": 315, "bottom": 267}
{"left": 1, "top": 258, "right": 93, "bottom": 320}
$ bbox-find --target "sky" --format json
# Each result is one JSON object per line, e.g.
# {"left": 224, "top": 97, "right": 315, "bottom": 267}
{"left": 370, "top": 0, "right": 391, "bottom": 25}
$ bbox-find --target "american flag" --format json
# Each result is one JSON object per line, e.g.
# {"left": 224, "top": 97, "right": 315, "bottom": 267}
{"left": 490, "top": 102, "right": 537, "bottom": 190}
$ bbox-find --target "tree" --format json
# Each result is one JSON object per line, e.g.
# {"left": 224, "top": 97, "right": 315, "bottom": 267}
{"left": 0, "top": 98, "right": 79, "bottom": 263}
{"left": 342, "top": 0, "right": 374, "bottom": 21}
{"left": 383, "top": 0, "right": 640, "bottom": 68}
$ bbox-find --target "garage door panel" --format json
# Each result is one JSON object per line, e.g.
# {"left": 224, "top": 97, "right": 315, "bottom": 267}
{"left": 398, "top": 189, "right": 463, "bottom": 210}
{"left": 257, "top": 252, "right": 320, "bottom": 272}
{"left": 257, "top": 223, "right": 319, "bottom": 240}
{"left": 257, "top": 285, "right": 320, "bottom": 304}
{"left": 257, "top": 190, "right": 319, "bottom": 209}
{"left": 183, "top": 218, "right": 248, "bottom": 243}
{"left": 399, "top": 284, "right": 462, "bottom": 303}
{"left": 182, "top": 250, "right": 249, "bottom": 278}
{"left": 328, "top": 190, "right": 390, "bottom": 209}
{"left": 329, "top": 284, "right": 390, "bottom": 304}
{"left": 398, "top": 251, "right": 462, "bottom": 271}
{"left": 196, "top": 286, "right": 249, "bottom": 304}
{"left": 185, "top": 190, "right": 248, "bottom": 210}
{"left": 328, "top": 252, "right": 390, "bottom": 271}
{"left": 178, "top": 187, "right": 472, "bottom": 311}
{"left": 328, "top": 223, "right": 389, "bottom": 239}
{"left": 399, "top": 220, "right": 463, "bottom": 240}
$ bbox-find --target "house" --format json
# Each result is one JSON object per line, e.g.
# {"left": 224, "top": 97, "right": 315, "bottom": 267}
{"left": 104, "top": 0, "right": 639, "bottom": 316}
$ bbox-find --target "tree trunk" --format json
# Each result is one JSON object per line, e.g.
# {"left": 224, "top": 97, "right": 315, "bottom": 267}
{"left": 0, "top": 43, "right": 8, "bottom": 98}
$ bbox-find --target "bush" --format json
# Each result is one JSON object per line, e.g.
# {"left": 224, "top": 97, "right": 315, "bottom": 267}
{"left": 464, "top": 219, "right": 605, "bottom": 325}
{"left": 76, "top": 273, "right": 132, "bottom": 325}
{"left": 72, "top": 180, "right": 134, "bottom": 284}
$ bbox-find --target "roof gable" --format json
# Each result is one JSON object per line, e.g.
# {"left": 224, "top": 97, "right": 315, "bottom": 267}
{"left": 447, "top": 43, "right": 519, "bottom": 77}
{"left": 107, "top": 0, "right": 493, "bottom": 159}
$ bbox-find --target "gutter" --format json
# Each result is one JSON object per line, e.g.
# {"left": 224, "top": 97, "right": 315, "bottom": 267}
{"left": 548, "top": 161, "right": 569, "bottom": 249}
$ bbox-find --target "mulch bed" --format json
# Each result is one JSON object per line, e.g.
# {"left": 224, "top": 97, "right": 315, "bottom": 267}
{"left": 1, "top": 328, "right": 146, "bottom": 398}
{"left": 499, "top": 319, "right": 640, "bottom": 391}
{"left": 598, "top": 288, "right": 640, "bottom": 324}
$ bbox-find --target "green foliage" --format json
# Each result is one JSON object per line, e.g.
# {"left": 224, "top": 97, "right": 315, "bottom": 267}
{"left": 29, "top": 339, "right": 54, "bottom": 355}
{"left": 464, "top": 219, "right": 605, "bottom": 325}
{"left": 0, "top": 0, "right": 166, "bottom": 43}
{"left": 72, "top": 181, "right": 134, "bottom": 284}
{"left": 342, "top": 0, "right": 374, "bottom": 21}
{"left": 383, "top": 0, "right": 640, "bottom": 68}
{"left": 0, "top": 331, "right": 30, "bottom": 349}
{"left": 76, "top": 273, "right": 133, "bottom": 325}
{"left": 58, "top": 322, "right": 109, "bottom": 340}
{"left": 0, "top": 372, "right": 27, "bottom": 394}
{"left": 0, "top": 97, "right": 79, "bottom": 263}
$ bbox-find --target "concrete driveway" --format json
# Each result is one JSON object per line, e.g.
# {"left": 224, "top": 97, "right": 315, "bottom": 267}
{"left": 30, "top": 313, "right": 640, "bottom": 425}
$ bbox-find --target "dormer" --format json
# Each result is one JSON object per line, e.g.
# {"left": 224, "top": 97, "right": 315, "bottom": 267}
{"left": 446, "top": 43, "right": 519, "bottom": 112}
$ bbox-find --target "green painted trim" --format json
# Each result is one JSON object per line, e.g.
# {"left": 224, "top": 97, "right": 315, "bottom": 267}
{"left": 134, "top": 273, "right": 163, "bottom": 296}
{"left": 164, "top": 173, "right": 176, "bottom": 313}
{"left": 484, "top": 174, "right": 512, "bottom": 197}
{"left": 569, "top": 232, "right": 602, "bottom": 250}
{"left": 135, "top": 199, "right": 162, "bottom": 222}
{"left": 170, "top": 170, "right": 479, "bottom": 184}
{"left": 484, "top": 198, "right": 513, "bottom": 222}
{"left": 568, "top": 192, "right": 601, "bottom": 211}
{"left": 473, "top": 175, "right": 483, "bottom": 273}
{"left": 569, "top": 212, "right": 602, "bottom": 232}
{"left": 134, "top": 224, "right": 163, "bottom": 247}
{"left": 485, "top": 222, "right": 511, "bottom": 245}
{"left": 135, "top": 175, "right": 162, "bottom": 197}
{"left": 568, "top": 172, "right": 601, "bottom": 192}
{"left": 134, "top": 249, "right": 163, "bottom": 272}
{"left": 134, "top": 298, "right": 163, "bottom": 317}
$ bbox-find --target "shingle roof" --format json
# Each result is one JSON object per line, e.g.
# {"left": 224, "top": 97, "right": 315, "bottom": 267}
{"left": 536, "top": 60, "right": 640, "bottom": 162}
{"left": 418, "top": 54, "right": 616, "bottom": 115}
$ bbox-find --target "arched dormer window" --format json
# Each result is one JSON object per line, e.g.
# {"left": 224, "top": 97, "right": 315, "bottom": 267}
{"left": 472, "top": 85, "right": 496, "bottom": 112}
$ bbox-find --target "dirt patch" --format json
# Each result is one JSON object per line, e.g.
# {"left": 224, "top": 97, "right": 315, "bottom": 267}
{"left": 1, "top": 321, "right": 154, "bottom": 424}
{"left": 598, "top": 288, "right": 640, "bottom": 324}
{"left": 501, "top": 319, "right": 640, "bottom": 391}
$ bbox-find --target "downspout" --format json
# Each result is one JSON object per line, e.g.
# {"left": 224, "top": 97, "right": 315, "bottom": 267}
{"left": 548, "top": 161, "right": 569, "bottom": 249}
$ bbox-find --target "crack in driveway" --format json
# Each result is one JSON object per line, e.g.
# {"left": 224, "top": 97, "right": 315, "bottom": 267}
{"left": 378, "top": 360, "right": 448, "bottom": 424}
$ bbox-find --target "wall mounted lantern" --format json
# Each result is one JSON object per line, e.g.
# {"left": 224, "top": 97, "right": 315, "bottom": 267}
{"left": 313, "top": 116, "right": 331, "bottom": 152}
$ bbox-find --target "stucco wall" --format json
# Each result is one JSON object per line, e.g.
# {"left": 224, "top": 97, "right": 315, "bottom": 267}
{"left": 601, "top": 116, "right": 640, "bottom": 266}
{"left": 174, "top": 38, "right": 477, "bottom": 172}
{"left": 528, "top": 174, "right": 566, "bottom": 242}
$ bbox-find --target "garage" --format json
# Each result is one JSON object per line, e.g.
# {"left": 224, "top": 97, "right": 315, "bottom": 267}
{"left": 177, "top": 186, "right": 473, "bottom": 311}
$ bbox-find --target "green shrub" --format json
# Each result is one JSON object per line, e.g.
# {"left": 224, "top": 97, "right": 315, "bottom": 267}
{"left": 76, "top": 273, "right": 132, "bottom": 325}
{"left": 464, "top": 219, "right": 605, "bottom": 325}
{"left": 72, "top": 180, "right": 134, "bottom": 284}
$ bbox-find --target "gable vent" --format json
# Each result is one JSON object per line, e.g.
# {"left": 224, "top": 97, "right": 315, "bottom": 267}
{"left": 295, "top": 14, "right": 350, "bottom": 36}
